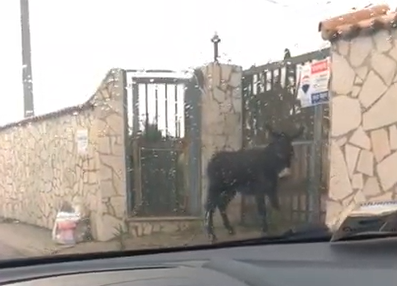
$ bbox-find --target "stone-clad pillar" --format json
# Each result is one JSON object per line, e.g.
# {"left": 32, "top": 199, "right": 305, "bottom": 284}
{"left": 92, "top": 69, "right": 128, "bottom": 241}
{"left": 319, "top": 5, "right": 397, "bottom": 228}
{"left": 199, "top": 63, "right": 243, "bottom": 224}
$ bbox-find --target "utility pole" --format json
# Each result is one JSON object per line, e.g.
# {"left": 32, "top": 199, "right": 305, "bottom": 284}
{"left": 20, "top": 0, "right": 34, "bottom": 118}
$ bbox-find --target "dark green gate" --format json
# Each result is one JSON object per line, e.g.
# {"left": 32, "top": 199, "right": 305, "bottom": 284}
{"left": 139, "top": 142, "right": 183, "bottom": 216}
{"left": 126, "top": 70, "right": 194, "bottom": 217}
{"left": 241, "top": 48, "right": 330, "bottom": 230}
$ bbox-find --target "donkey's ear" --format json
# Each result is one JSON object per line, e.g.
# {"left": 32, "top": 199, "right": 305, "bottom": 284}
{"left": 290, "top": 126, "right": 304, "bottom": 139}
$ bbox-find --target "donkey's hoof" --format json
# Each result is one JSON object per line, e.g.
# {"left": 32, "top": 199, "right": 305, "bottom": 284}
{"left": 228, "top": 228, "right": 236, "bottom": 236}
{"left": 261, "top": 231, "right": 270, "bottom": 237}
{"left": 209, "top": 235, "right": 218, "bottom": 244}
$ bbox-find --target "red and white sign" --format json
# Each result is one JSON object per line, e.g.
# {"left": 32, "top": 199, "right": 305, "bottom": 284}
{"left": 297, "top": 58, "right": 330, "bottom": 108}
{"left": 311, "top": 60, "right": 328, "bottom": 74}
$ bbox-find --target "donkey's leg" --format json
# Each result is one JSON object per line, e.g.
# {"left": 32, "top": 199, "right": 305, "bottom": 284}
{"left": 204, "top": 184, "right": 220, "bottom": 243}
{"left": 218, "top": 190, "right": 236, "bottom": 235}
{"left": 254, "top": 188, "right": 269, "bottom": 235}
{"left": 267, "top": 178, "right": 281, "bottom": 211}
{"left": 266, "top": 177, "right": 286, "bottom": 224}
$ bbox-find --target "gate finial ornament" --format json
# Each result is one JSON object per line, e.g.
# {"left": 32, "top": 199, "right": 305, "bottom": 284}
{"left": 211, "top": 32, "right": 221, "bottom": 63}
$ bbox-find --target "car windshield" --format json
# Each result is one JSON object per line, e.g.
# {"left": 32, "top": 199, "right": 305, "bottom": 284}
{"left": 0, "top": 0, "right": 395, "bottom": 260}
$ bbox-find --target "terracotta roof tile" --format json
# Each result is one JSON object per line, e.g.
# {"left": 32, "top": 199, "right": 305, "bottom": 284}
{"left": 319, "top": 4, "right": 397, "bottom": 41}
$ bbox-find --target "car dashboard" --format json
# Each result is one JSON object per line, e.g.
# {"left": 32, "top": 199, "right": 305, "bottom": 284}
{"left": 1, "top": 238, "right": 397, "bottom": 286}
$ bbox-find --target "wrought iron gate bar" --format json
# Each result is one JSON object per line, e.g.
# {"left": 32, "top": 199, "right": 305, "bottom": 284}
{"left": 243, "top": 48, "right": 330, "bottom": 76}
{"left": 131, "top": 77, "right": 189, "bottom": 84}
{"left": 240, "top": 47, "right": 330, "bottom": 227}
{"left": 128, "top": 71, "right": 195, "bottom": 217}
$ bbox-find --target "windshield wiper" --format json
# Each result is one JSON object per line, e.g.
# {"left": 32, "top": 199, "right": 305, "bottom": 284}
{"left": 333, "top": 231, "right": 397, "bottom": 242}
{"left": 212, "top": 224, "right": 397, "bottom": 247}
{"left": 281, "top": 223, "right": 332, "bottom": 239}
{"left": 212, "top": 223, "right": 332, "bottom": 247}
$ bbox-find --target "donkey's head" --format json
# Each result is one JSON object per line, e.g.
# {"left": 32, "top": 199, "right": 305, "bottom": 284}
{"left": 265, "top": 124, "right": 304, "bottom": 178}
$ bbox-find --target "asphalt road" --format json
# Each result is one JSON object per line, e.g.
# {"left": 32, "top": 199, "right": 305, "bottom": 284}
{"left": 0, "top": 240, "right": 24, "bottom": 260}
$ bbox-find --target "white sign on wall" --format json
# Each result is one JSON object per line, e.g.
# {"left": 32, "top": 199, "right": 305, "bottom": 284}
{"left": 76, "top": 129, "right": 88, "bottom": 155}
{"left": 297, "top": 58, "right": 330, "bottom": 108}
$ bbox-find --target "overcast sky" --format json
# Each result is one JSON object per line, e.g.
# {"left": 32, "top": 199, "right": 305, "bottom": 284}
{"left": 0, "top": 0, "right": 389, "bottom": 128}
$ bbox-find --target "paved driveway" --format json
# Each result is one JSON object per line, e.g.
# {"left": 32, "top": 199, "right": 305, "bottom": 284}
{"left": 0, "top": 240, "right": 24, "bottom": 260}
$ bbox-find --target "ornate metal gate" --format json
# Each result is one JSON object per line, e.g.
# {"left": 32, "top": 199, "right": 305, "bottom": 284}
{"left": 241, "top": 48, "right": 330, "bottom": 229}
{"left": 125, "top": 70, "right": 199, "bottom": 217}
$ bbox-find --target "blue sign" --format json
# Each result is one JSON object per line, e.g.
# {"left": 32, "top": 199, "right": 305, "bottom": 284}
{"left": 297, "top": 59, "right": 330, "bottom": 108}
{"left": 311, "top": 91, "right": 329, "bottom": 105}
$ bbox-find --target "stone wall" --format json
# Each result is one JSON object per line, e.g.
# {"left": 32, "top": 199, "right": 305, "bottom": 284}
{"left": 323, "top": 9, "right": 397, "bottom": 227}
{"left": 0, "top": 69, "right": 128, "bottom": 241}
{"left": 92, "top": 69, "right": 128, "bottom": 241}
{"left": 200, "top": 63, "right": 243, "bottom": 224}
{"left": 0, "top": 63, "right": 246, "bottom": 240}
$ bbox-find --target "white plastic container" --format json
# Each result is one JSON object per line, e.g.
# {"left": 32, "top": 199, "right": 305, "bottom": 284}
{"left": 52, "top": 211, "right": 81, "bottom": 246}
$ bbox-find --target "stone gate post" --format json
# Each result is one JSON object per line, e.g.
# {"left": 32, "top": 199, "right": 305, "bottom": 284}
{"left": 199, "top": 63, "right": 243, "bottom": 225}
{"left": 319, "top": 5, "right": 397, "bottom": 228}
{"left": 91, "top": 69, "right": 128, "bottom": 241}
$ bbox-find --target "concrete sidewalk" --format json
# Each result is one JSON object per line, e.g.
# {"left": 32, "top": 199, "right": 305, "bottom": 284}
{"left": 0, "top": 220, "right": 202, "bottom": 257}
{"left": 0, "top": 221, "right": 120, "bottom": 257}
{"left": 0, "top": 220, "right": 262, "bottom": 258}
